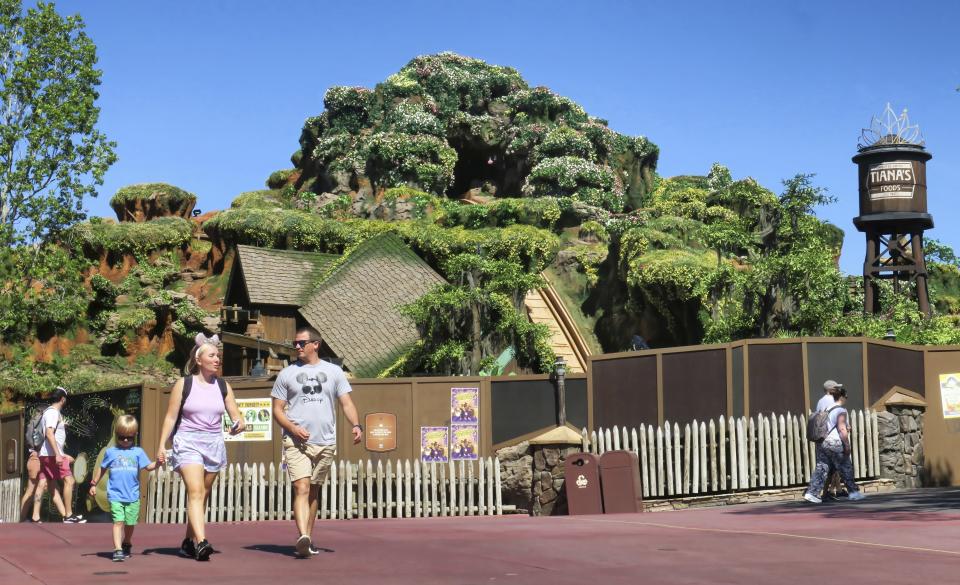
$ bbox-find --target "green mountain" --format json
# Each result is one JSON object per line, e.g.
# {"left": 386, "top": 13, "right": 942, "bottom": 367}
{"left": 3, "top": 53, "right": 959, "bottom": 407}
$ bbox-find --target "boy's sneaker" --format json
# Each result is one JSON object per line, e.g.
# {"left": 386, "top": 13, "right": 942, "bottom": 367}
{"left": 63, "top": 515, "right": 86, "bottom": 523}
{"left": 848, "top": 491, "right": 866, "bottom": 501}
{"left": 195, "top": 539, "right": 213, "bottom": 561}
{"left": 295, "top": 535, "right": 311, "bottom": 558}
{"left": 803, "top": 492, "right": 822, "bottom": 504}
{"left": 309, "top": 545, "right": 322, "bottom": 555}
{"left": 112, "top": 550, "right": 125, "bottom": 562}
{"left": 121, "top": 543, "right": 132, "bottom": 558}
{"left": 180, "top": 538, "right": 196, "bottom": 558}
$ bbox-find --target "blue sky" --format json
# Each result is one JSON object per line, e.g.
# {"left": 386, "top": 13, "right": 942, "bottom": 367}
{"left": 56, "top": 0, "right": 959, "bottom": 275}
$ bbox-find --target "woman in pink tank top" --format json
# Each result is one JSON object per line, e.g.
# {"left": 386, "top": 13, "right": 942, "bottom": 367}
{"left": 156, "top": 335, "right": 245, "bottom": 561}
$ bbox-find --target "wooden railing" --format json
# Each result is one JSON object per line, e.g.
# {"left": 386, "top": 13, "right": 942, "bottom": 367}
{"left": 146, "top": 457, "right": 503, "bottom": 523}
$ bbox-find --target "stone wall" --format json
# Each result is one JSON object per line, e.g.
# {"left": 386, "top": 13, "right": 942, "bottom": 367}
{"left": 497, "top": 441, "right": 581, "bottom": 516}
{"left": 877, "top": 406, "right": 925, "bottom": 488}
{"left": 497, "top": 441, "right": 533, "bottom": 513}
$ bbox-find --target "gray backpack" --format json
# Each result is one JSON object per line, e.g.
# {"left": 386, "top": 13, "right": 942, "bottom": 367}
{"left": 25, "top": 407, "right": 58, "bottom": 451}
{"left": 806, "top": 405, "right": 840, "bottom": 443}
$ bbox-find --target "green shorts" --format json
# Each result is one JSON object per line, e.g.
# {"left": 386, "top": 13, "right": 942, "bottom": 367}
{"left": 110, "top": 500, "right": 140, "bottom": 525}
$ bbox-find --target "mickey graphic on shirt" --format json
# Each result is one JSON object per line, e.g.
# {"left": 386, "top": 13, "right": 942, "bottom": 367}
{"left": 295, "top": 371, "right": 328, "bottom": 403}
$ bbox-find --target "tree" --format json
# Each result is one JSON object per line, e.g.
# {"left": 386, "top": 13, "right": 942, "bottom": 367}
{"left": 0, "top": 1, "right": 115, "bottom": 338}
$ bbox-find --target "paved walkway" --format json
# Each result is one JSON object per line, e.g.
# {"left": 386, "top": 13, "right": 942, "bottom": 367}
{"left": 1, "top": 488, "right": 957, "bottom": 585}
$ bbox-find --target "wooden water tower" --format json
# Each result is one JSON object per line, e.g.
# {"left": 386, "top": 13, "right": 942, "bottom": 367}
{"left": 853, "top": 104, "right": 933, "bottom": 316}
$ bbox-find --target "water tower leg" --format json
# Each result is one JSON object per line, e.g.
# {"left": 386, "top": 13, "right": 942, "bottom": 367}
{"left": 911, "top": 233, "right": 931, "bottom": 316}
{"left": 863, "top": 232, "right": 879, "bottom": 314}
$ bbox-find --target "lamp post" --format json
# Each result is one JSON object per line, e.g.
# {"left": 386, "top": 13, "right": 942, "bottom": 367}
{"left": 554, "top": 356, "right": 567, "bottom": 427}
{"left": 250, "top": 334, "right": 267, "bottom": 377}
{"left": 883, "top": 328, "right": 897, "bottom": 342}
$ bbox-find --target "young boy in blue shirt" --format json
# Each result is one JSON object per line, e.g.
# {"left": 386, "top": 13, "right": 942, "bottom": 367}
{"left": 88, "top": 414, "right": 157, "bottom": 562}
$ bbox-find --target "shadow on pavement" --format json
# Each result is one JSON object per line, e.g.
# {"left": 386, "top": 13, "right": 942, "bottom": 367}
{"left": 728, "top": 487, "right": 960, "bottom": 521}
{"left": 244, "top": 543, "right": 335, "bottom": 557}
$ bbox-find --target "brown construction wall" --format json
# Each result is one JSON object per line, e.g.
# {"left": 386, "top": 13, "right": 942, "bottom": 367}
{"left": 921, "top": 348, "right": 960, "bottom": 487}
{"left": 746, "top": 343, "right": 804, "bottom": 415}
{"left": 662, "top": 348, "right": 727, "bottom": 423}
{"left": 731, "top": 345, "right": 744, "bottom": 417}
{"left": 490, "top": 376, "right": 587, "bottom": 446}
{"left": 806, "top": 341, "right": 865, "bottom": 412}
{"left": 867, "top": 342, "right": 925, "bottom": 406}
{"left": 592, "top": 354, "right": 658, "bottom": 428}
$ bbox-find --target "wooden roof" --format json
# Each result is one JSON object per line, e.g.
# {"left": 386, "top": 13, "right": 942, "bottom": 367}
{"left": 233, "top": 245, "right": 339, "bottom": 306}
{"left": 298, "top": 233, "right": 446, "bottom": 377}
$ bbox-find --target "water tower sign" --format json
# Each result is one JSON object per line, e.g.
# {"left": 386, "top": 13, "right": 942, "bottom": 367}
{"left": 852, "top": 104, "right": 933, "bottom": 316}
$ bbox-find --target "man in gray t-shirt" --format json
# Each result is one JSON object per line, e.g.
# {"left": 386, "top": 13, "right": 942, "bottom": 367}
{"left": 272, "top": 326, "right": 362, "bottom": 558}
{"left": 271, "top": 359, "right": 351, "bottom": 445}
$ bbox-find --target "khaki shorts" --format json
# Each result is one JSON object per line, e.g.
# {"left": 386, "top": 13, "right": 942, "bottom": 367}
{"left": 283, "top": 436, "right": 336, "bottom": 484}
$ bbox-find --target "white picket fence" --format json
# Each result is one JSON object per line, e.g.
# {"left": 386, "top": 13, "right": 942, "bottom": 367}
{"left": 1, "top": 478, "right": 20, "bottom": 523}
{"left": 146, "top": 457, "right": 503, "bottom": 523}
{"left": 583, "top": 409, "right": 881, "bottom": 498}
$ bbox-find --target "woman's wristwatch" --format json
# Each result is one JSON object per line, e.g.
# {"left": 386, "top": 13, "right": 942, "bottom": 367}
{"left": 352, "top": 424, "right": 363, "bottom": 432}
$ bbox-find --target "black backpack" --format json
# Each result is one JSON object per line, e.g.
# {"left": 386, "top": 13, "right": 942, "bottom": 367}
{"left": 173, "top": 376, "right": 228, "bottom": 436}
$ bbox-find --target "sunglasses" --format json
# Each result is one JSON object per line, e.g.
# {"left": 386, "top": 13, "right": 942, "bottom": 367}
{"left": 117, "top": 435, "right": 135, "bottom": 441}
{"left": 293, "top": 339, "right": 321, "bottom": 348}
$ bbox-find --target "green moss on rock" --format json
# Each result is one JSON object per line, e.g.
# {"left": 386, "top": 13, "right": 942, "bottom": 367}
{"left": 110, "top": 183, "right": 197, "bottom": 222}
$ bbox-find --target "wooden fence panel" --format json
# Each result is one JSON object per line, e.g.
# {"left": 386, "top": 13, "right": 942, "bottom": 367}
{"left": 145, "top": 457, "right": 503, "bottom": 523}
{"left": 584, "top": 408, "right": 880, "bottom": 499}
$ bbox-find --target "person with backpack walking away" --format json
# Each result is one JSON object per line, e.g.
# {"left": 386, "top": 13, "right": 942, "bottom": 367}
{"left": 88, "top": 415, "right": 157, "bottom": 562}
{"left": 804, "top": 384, "right": 865, "bottom": 503}
{"left": 34, "top": 387, "right": 85, "bottom": 522}
{"left": 156, "top": 334, "right": 245, "bottom": 561}
{"left": 815, "top": 380, "right": 846, "bottom": 500}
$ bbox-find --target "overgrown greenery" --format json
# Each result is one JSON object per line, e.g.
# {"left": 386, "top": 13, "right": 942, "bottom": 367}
{"left": 293, "top": 53, "right": 658, "bottom": 211}
{"left": 109, "top": 183, "right": 196, "bottom": 213}
{"left": 590, "top": 166, "right": 960, "bottom": 348}
{"left": 70, "top": 216, "right": 193, "bottom": 257}
{"left": 388, "top": 254, "right": 555, "bottom": 376}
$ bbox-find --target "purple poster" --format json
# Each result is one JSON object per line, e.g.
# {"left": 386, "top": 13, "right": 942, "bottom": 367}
{"left": 450, "top": 387, "right": 479, "bottom": 423}
{"left": 450, "top": 424, "right": 479, "bottom": 461}
{"left": 420, "top": 426, "right": 449, "bottom": 463}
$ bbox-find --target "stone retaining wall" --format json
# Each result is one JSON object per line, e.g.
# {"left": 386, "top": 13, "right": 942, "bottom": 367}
{"left": 877, "top": 406, "right": 925, "bottom": 488}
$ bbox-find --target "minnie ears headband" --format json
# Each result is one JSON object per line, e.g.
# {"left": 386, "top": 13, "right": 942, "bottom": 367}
{"left": 194, "top": 333, "right": 220, "bottom": 357}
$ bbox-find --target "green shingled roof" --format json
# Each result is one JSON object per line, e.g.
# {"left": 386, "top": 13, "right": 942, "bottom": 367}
{"left": 298, "top": 233, "right": 446, "bottom": 377}
{"left": 233, "top": 245, "right": 339, "bottom": 306}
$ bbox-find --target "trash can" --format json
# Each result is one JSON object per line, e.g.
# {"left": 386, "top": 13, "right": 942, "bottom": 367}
{"left": 564, "top": 452, "right": 603, "bottom": 515}
{"left": 599, "top": 450, "right": 643, "bottom": 514}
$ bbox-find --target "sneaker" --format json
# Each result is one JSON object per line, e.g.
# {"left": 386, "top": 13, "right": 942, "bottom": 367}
{"left": 180, "top": 538, "right": 196, "bottom": 558}
{"left": 803, "top": 492, "right": 822, "bottom": 504}
{"left": 295, "top": 535, "right": 311, "bottom": 558}
{"left": 112, "top": 550, "right": 125, "bottom": 563}
{"left": 848, "top": 491, "right": 866, "bottom": 501}
{"left": 63, "top": 515, "right": 87, "bottom": 524}
{"left": 309, "top": 545, "right": 321, "bottom": 555}
{"left": 121, "top": 543, "right": 132, "bottom": 558}
{"left": 195, "top": 539, "right": 213, "bottom": 561}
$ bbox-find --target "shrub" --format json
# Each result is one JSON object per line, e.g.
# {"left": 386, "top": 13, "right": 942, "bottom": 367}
{"left": 266, "top": 169, "right": 295, "bottom": 189}
{"left": 110, "top": 183, "right": 196, "bottom": 209}
{"left": 70, "top": 217, "right": 193, "bottom": 257}
{"left": 523, "top": 157, "right": 624, "bottom": 211}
